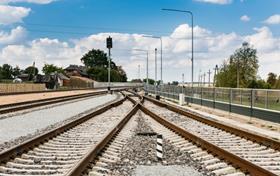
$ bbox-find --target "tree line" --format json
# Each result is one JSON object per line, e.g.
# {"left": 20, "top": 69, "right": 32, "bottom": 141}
{"left": 215, "top": 42, "right": 279, "bottom": 89}
{"left": 0, "top": 48, "right": 127, "bottom": 83}
{"left": 81, "top": 49, "right": 127, "bottom": 82}
{"left": 0, "top": 63, "right": 64, "bottom": 82}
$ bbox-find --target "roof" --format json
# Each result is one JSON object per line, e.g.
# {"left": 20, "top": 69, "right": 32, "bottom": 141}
{"left": 57, "top": 73, "right": 70, "bottom": 80}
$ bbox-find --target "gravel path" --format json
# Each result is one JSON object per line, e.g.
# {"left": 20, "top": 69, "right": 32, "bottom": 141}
{"left": 0, "top": 93, "right": 119, "bottom": 151}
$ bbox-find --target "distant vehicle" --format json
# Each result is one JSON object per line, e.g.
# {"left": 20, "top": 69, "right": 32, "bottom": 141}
{"left": 13, "top": 78, "right": 22, "bottom": 83}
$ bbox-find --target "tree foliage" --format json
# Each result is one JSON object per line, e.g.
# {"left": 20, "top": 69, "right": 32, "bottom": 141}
{"left": 12, "top": 66, "right": 22, "bottom": 78}
{"left": 42, "top": 64, "right": 64, "bottom": 75}
{"left": 81, "top": 49, "right": 127, "bottom": 82}
{"left": 81, "top": 49, "right": 116, "bottom": 69}
{"left": 0, "top": 64, "right": 13, "bottom": 80}
{"left": 267, "top": 72, "right": 277, "bottom": 87}
{"left": 24, "top": 66, "right": 39, "bottom": 80}
{"left": 215, "top": 42, "right": 259, "bottom": 88}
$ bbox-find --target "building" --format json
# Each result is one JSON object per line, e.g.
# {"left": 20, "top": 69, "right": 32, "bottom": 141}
{"left": 64, "top": 65, "right": 88, "bottom": 78}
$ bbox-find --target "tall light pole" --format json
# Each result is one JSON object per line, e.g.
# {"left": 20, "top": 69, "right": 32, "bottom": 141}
{"left": 155, "top": 48, "right": 158, "bottom": 96}
{"left": 213, "top": 65, "right": 218, "bottom": 87}
{"left": 142, "top": 35, "right": 163, "bottom": 84}
{"left": 133, "top": 49, "right": 149, "bottom": 85}
{"left": 207, "top": 69, "right": 211, "bottom": 87}
{"left": 138, "top": 65, "right": 140, "bottom": 80}
{"left": 162, "top": 8, "right": 194, "bottom": 88}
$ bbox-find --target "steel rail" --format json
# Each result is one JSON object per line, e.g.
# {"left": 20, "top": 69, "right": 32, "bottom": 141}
{"left": 0, "top": 96, "right": 127, "bottom": 163}
{"left": 144, "top": 96, "right": 280, "bottom": 150}
{"left": 66, "top": 102, "right": 139, "bottom": 176}
{"left": 0, "top": 91, "right": 106, "bottom": 114}
{"left": 65, "top": 92, "right": 140, "bottom": 175}
{"left": 0, "top": 86, "right": 141, "bottom": 96}
{"left": 138, "top": 101, "right": 277, "bottom": 176}
{"left": 0, "top": 88, "right": 129, "bottom": 114}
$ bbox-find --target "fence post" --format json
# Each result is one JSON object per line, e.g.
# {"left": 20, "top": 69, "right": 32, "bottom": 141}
{"left": 250, "top": 89, "right": 253, "bottom": 117}
{"left": 265, "top": 90, "right": 268, "bottom": 109}
{"left": 201, "top": 87, "right": 203, "bottom": 105}
{"left": 213, "top": 88, "right": 216, "bottom": 109}
{"left": 229, "top": 89, "right": 232, "bottom": 112}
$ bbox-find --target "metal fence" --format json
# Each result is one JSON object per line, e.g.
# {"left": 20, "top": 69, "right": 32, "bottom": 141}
{"left": 145, "top": 84, "right": 280, "bottom": 113}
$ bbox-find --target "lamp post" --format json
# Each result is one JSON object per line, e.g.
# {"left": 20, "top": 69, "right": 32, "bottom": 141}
{"left": 155, "top": 48, "right": 158, "bottom": 96}
{"left": 162, "top": 8, "right": 194, "bottom": 91}
{"left": 142, "top": 35, "right": 163, "bottom": 85}
{"left": 132, "top": 49, "right": 149, "bottom": 85}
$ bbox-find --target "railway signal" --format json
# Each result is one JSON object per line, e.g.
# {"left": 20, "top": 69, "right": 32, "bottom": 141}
{"left": 106, "top": 36, "right": 113, "bottom": 92}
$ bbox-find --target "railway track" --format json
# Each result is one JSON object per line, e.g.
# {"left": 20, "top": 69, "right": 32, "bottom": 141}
{"left": 142, "top": 95, "right": 280, "bottom": 176}
{"left": 0, "top": 89, "right": 125, "bottom": 115}
{"left": 0, "top": 94, "right": 136, "bottom": 175}
{"left": 0, "top": 92, "right": 279, "bottom": 176}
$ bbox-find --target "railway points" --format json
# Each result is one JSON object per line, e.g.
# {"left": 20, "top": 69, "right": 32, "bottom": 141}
{"left": 0, "top": 90, "right": 279, "bottom": 176}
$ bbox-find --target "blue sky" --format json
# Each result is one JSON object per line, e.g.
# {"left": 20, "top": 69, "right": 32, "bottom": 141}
{"left": 0, "top": 0, "right": 280, "bottom": 82}
{"left": 18, "top": 0, "right": 280, "bottom": 38}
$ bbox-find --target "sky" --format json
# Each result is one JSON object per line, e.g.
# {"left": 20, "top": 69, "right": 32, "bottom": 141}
{"left": 0, "top": 0, "right": 280, "bottom": 82}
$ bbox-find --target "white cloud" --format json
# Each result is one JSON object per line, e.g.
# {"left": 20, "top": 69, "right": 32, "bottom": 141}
{"left": 0, "top": 26, "right": 26, "bottom": 45}
{"left": 240, "top": 15, "right": 250, "bottom": 22}
{"left": 194, "top": 0, "right": 232, "bottom": 5}
{"left": 0, "top": 0, "right": 56, "bottom": 4}
{"left": 263, "top": 14, "right": 280, "bottom": 25}
{"left": 0, "top": 5, "right": 30, "bottom": 25}
{"left": 0, "top": 24, "right": 279, "bottom": 82}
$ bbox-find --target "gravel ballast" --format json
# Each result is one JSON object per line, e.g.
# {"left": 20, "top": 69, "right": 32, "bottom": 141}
{"left": 0, "top": 93, "right": 119, "bottom": 150}
{"left": 108, "top": 111, "right": 204, "bottom": 176}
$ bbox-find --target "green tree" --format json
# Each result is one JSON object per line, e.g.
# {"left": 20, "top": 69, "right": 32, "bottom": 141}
{"left": 42, "top": 64, "right": 64, "bottom": 75}
{"left": 274, "top": 76, "right": 280, "bottom": 89}
{"left": 24, "top": 66, "right": 39, "bottom": 81}
{"left": 0, "top": 64, "right": 13, "bottom": 79}
{"left": 82, "top": 49, "right": 127, "bottom": 82}
{"left": 12, "top": 66, "right": 22, "bottom": 78}
{"left": 248, "top": 79, "right": 271, "bottom": 89}
{"left": 143, "top": 78, "right": 155, "bottom": 85}
{"left": 267, "top": 72, "right": 277, "bottom": 88}
{"left": 216, "top": 42, "right": 258, "bottom": 88}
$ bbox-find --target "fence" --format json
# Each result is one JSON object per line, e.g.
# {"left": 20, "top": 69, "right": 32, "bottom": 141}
{"left": 0, "top": 83, "right": 46, "bottom": 93}
{"left": 94, "top": 82, "right": 143, "bottom": 88}
{"left": 145, "top": 84, "right": 280, "bottom": 123}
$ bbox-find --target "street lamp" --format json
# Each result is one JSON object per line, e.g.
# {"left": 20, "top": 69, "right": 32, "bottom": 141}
{"left": 132, "top": 49, "right": 149, "bottom": 86}
{"left": 162, "top": 8, "right": 194, "bottom": 88}
{"left": 142, "top": 35, "right": 163, "bottom": 85}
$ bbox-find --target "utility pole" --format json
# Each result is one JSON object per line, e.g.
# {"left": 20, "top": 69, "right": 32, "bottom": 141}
{"left": 213, "top": 65, "right": 218, "bottom": 87}
{"left": 155, "top": 48, "right": 157, "bottom": 96}
{"left": 207, "top": 69, "right": 211, "bottom": 87}
{"left": 182, "top": 73, "right": 185, "bottom": 93}
{"left": 203, "top": 73, "right": 206, "bottom": 87}
{"left": 138, "top": 64, "right": 140, "bottom": 80}
{"left": 237, "top": 58, "right": 240, "bottom": 88}
{"left": 198, "top": 69, "right": 201, "bottom": 87}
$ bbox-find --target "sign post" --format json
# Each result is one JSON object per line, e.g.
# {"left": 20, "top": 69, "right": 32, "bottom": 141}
{"left": 106, "top": 36, "right": 113, "bottom": 92}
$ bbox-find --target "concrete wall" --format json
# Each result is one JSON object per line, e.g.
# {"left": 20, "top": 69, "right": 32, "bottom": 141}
{"left": 0, "top": 83, "right": 45, "bottom": 93}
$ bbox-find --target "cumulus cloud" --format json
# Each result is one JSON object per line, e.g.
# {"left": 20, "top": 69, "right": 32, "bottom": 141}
{"left": 263, "top": 14, "right": 280, "bottom": 25}
{"left": 0, "top": 24, "right": 279, "bottom": 82}
{"left": 194, "top": 0, "right": 232, "bottom": 5}
{"left": 0, "top": 5, "right": 30, "bottom": 25}
{"left": 0, "top": 26, "right": 26, "bottom": 45}
{"left": 240, "top": 15, "right": 250, "bottom": 22}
